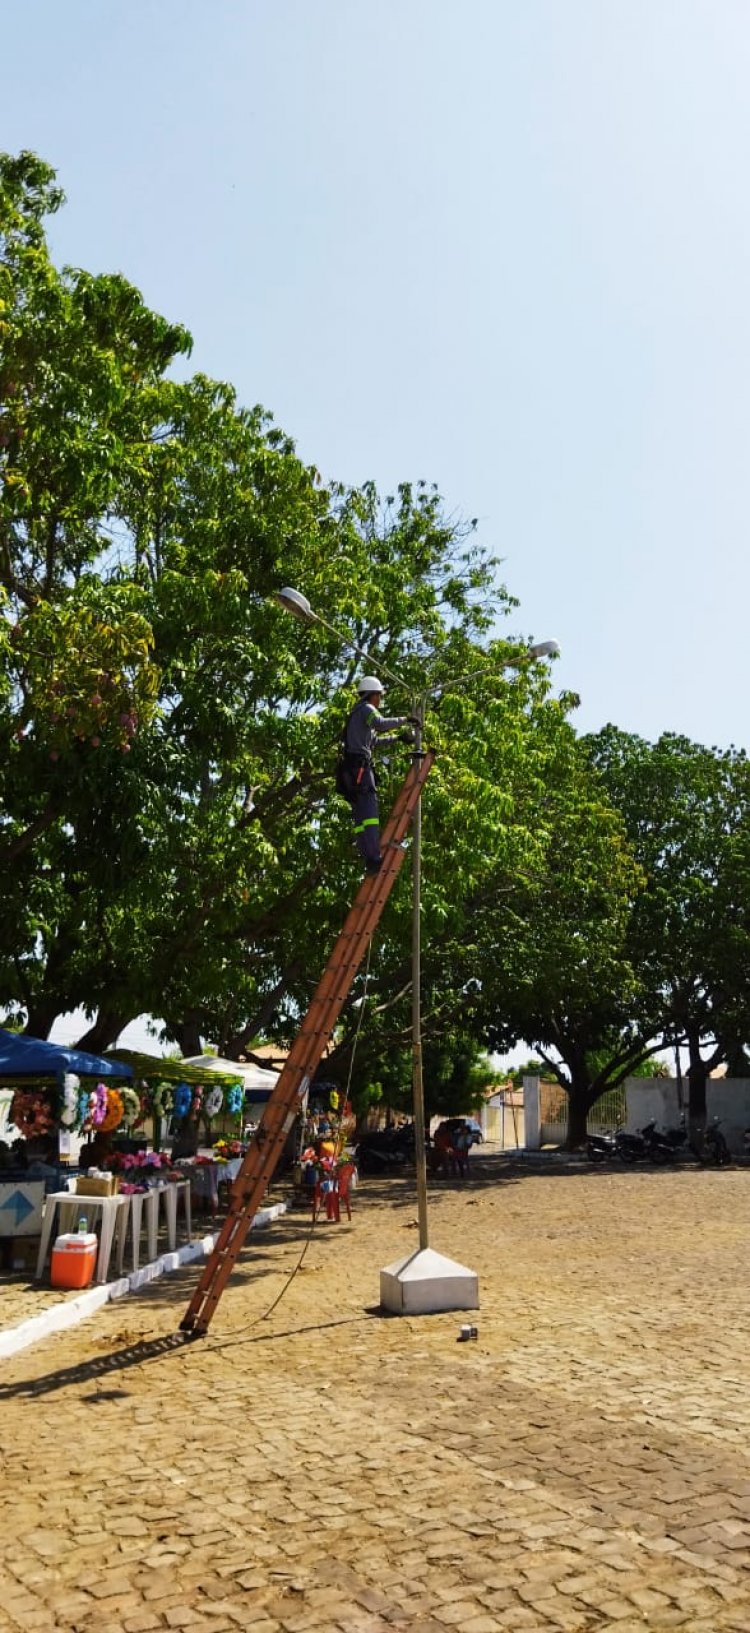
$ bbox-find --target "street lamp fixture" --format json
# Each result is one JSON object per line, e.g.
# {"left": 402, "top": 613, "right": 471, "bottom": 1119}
{"left": 275, "top": 586, "right": 316, "bottom": 623}
{"left": 276, "top": 581, "right": 560, "bottom": 1313}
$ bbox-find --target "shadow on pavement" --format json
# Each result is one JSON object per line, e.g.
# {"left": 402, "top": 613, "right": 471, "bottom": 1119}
{"left": 0, "top": 1312, "right": 370, "bottom": 1400}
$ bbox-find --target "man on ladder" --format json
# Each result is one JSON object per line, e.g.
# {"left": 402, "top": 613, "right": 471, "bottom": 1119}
{"left": 338, "top": 676, "right": 415, "bottom": 873}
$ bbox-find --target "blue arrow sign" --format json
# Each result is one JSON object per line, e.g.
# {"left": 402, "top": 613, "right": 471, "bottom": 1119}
{"left": 0, "top": 1188, "right": 37, "bottom": 1227}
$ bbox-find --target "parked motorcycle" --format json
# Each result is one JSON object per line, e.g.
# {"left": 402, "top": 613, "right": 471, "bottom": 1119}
{"left": 587, "top": 1114, "right": 732, "bottom": 1168}
{"left": 355, "top": 1122, "right": 415, "bottom": 1175}
{"left": 660, "top": 1117, "right": 689, "bottom": 1152}
{"left": 586, "top": 1124, "right": 651, "bottom": 1163}
{"left": 614, "top": 1125, "right": 650, "bottom": 1163}
{"left": 639, "top": 1119, "right": 680, "bottom": 1165}
{"left": 695, "top": 1116, "right": 731, "bottom": 1166}
{"left": 586, "top": 1130, "right": 618, "bottom": 1162}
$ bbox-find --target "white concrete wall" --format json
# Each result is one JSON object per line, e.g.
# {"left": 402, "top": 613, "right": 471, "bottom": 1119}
{"left": 625, "top": 1076, "right": 750, "bottom": 1153}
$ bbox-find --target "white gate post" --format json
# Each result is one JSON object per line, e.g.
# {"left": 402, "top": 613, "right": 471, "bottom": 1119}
{"left": 523, "top": 1075, "right": 541, "bottom": 1150}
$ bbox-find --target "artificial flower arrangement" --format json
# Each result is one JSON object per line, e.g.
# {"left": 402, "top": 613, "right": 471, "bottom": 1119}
{"left": 99, "top": 1088, "right": 124, "bottom": 1133}
{"left": 114, "top": 1145, "right": 182, "bottom": 1188}
{"left": 225, "top": 1084, "right": 244, "bottom": 1118}
{"left": 10, "top": 1089, "right": 57, "bottom": 1139}
{"left": 300, "top": 1144, "right": 353, "bottom": 1174}
{"left": 107, "top": 1148, "right": 169, "bottom": 1175}
{"left": 118, "top": 1085, "right": 142, "bottom": 1127}
{"left": 204, "top": 1084, "right": 224, "bottom": 1119}
{"left": 213, "top": 1137, "right": 244, "bottom": 1162}
{"left": 59, "top": 1073, "right": 80, "bottom": 1128}
{"left": 151, "top": 1081, "right": 174, "bottom": 1120}
{"left": 171, "top": 1082, "right": 192, "bottom": 1120}
{"left": 73, "top": 1080, "right": 109, "bottom": 1132}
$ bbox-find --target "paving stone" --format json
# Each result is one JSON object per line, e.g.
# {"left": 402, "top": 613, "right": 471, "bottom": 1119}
{"left": 432, "top": 1603, "right": 485, "bottom": 1626}
{"left": 1, "top": 1165, "right": 750, "bottom": 1632}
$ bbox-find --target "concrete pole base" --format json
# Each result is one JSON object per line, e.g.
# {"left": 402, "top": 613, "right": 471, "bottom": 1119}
{"left": 379, "top": 1246, "right": 479, "bottom": 1315}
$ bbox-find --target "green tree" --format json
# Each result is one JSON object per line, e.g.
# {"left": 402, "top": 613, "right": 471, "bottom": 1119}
{"left": 313, "top": 654, "right": 604, "bottom": 1135}
{"left": 3, "top": 151, "right": 523, "bottom": 1049}
{"left": 0, "top": 151, "right": 191, "bottom": 1037}
{"left": 469, "top": 722, "right": 651, "bottom": 1146}
{"left": 587, "top": 727, "right": 750, "bottom": 1125}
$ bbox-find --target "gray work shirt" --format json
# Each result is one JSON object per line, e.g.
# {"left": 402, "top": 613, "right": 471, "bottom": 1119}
{"left": 344, "top": 699, "right": 407, "bottom": 762}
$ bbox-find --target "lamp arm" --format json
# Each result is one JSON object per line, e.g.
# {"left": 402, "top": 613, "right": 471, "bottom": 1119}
{"left": 310, "top": 608, "right": 407, "bottom": 692}
{"left": 424, "top": 644, "right": 556, "bottom": 702}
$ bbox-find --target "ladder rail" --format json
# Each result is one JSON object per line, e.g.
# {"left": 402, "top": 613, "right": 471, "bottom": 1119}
{"left": 180, "top": 751, "right": 434, "bottom": 1334}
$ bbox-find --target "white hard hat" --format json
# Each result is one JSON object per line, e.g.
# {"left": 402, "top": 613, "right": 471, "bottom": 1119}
{"left": 357, "top": 675, "right": 384, "bottom": 695}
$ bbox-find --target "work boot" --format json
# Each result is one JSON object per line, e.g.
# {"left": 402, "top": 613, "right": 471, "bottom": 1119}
{"left": 364, "top": 857, "right": 383, "bottom": 875}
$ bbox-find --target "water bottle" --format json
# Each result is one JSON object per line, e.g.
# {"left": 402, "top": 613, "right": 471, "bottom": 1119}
{"left": 77, "top": 1214, "right": 88, "bottom": 1236}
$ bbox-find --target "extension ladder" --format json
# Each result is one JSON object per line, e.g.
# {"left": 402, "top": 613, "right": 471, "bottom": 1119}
{"left": 180, "top": 750, "right": 435, "bottom": 1335}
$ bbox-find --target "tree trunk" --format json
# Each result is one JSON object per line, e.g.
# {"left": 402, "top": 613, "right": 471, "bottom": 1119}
{"left": 686, "top": 1032, "right": 708, "bottom": 1127}
{"left": 23, "top": 1000, "right": 61, "bottom": 1040}
{"left": 724, "top": 1041, "right": 750, "bottom": 1077}
{"left": 565, "top": 1084, "right": 592, "bottom": 1150}
{"left": 75, "top": 1010, "right": 129, "bottom": 1054}
{"left": 176, "top": 1014, "right": 203, "bottom": 1057}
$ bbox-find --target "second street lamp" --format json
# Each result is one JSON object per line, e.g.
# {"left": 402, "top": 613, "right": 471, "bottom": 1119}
{"left": 389, "top": 642, "right": 560, "bottom": 1310}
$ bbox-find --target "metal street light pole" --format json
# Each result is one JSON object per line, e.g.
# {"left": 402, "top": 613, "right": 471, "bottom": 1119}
{"left": 407, "top": 639, "right": 560, "bottom": 1254}
{"left": 410, "top": 694, "right": 429, "bottom": 1249}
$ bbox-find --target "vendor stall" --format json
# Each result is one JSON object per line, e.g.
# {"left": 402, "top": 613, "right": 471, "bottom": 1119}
{"left": 0, "top": 1030, "right": 133, "bottom": 1270}
{"left": 103, "top": 1049, "right": 249, "bottom": 1216}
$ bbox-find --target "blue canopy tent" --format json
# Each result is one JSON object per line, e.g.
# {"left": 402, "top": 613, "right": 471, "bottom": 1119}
{"left": 0, "top": 1030, "right": 133, "bottom": 1081}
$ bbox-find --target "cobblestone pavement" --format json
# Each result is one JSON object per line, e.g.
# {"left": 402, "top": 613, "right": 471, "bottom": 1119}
{"left": 1, "top": 1158, "right": 749, "bottom": 1633}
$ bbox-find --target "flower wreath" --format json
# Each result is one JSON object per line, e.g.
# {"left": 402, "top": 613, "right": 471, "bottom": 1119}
{"left": 11, "top": 1089, "right": 56, "bottom": 1139}
{"left": 79, "top": 1081, "right": 109, "bottom": 1130}
{"left": 172, "top": 1082, "right": 192, "bottom": 1120}
{"left": 90, "top": 1082, "right": 108, "bottom": 1127}
{"left": 59, "top": 1073, "right": 80, "bottom": 1128}
{"left": 204, "top": 1085, "right": 224, "bottom": 1119}
{"left": 119, "top": 1086, "right": 141, "bottom": 1126}
{"left": 226, "top": 1084, "right": 244, "bottom": 1117}
{"left": 151, "top": 1081, "right": 174, "bottom": 1119}
{"left": 100, "top": 1088, "right": 124, "bottom": 1133}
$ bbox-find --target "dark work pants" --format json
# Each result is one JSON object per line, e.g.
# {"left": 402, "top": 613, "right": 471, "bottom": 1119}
{"left": 350, "top": 763, "right": 381, "bottom": 864}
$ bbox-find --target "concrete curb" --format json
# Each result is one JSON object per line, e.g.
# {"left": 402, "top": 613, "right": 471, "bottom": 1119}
{"left": 0, "top": 1199, "right": 291, "bottom": 1362}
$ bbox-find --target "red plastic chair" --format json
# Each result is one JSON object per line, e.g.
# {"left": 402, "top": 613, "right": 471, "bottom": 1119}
{"left": 336, "top": 1162, "right": 355, "bottom": 1221}
{"left": 312, "top": 1163, "right": 355, "bottom": 1223}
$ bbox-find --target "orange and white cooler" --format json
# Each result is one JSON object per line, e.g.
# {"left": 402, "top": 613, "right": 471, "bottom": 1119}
{"left": 50, "top": 1232, "right": 98, "bottom": 1290}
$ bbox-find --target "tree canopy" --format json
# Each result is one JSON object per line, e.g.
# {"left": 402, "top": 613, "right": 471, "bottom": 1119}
{"left": 4, "top": 150, "right": 750, "bottom": 1143}
{"left": 2, "top": 150, "right": 569, "bottom": 1082}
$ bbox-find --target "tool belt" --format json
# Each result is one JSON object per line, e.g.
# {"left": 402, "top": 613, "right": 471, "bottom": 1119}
{"left": 335, "top": 751, "right": 375, "bottom": 799}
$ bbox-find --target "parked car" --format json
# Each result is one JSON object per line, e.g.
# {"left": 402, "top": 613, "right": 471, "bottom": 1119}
{"left": 444, "top": 1116, "right": 483, "bottom": 1146}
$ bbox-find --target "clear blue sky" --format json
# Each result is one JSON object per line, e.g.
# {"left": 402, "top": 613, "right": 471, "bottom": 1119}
{"left": 6, "top": 3, "right": 750, "bottom": 1057}
{"left": 6, "top": 1, "right": 750, "bottom": 751}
